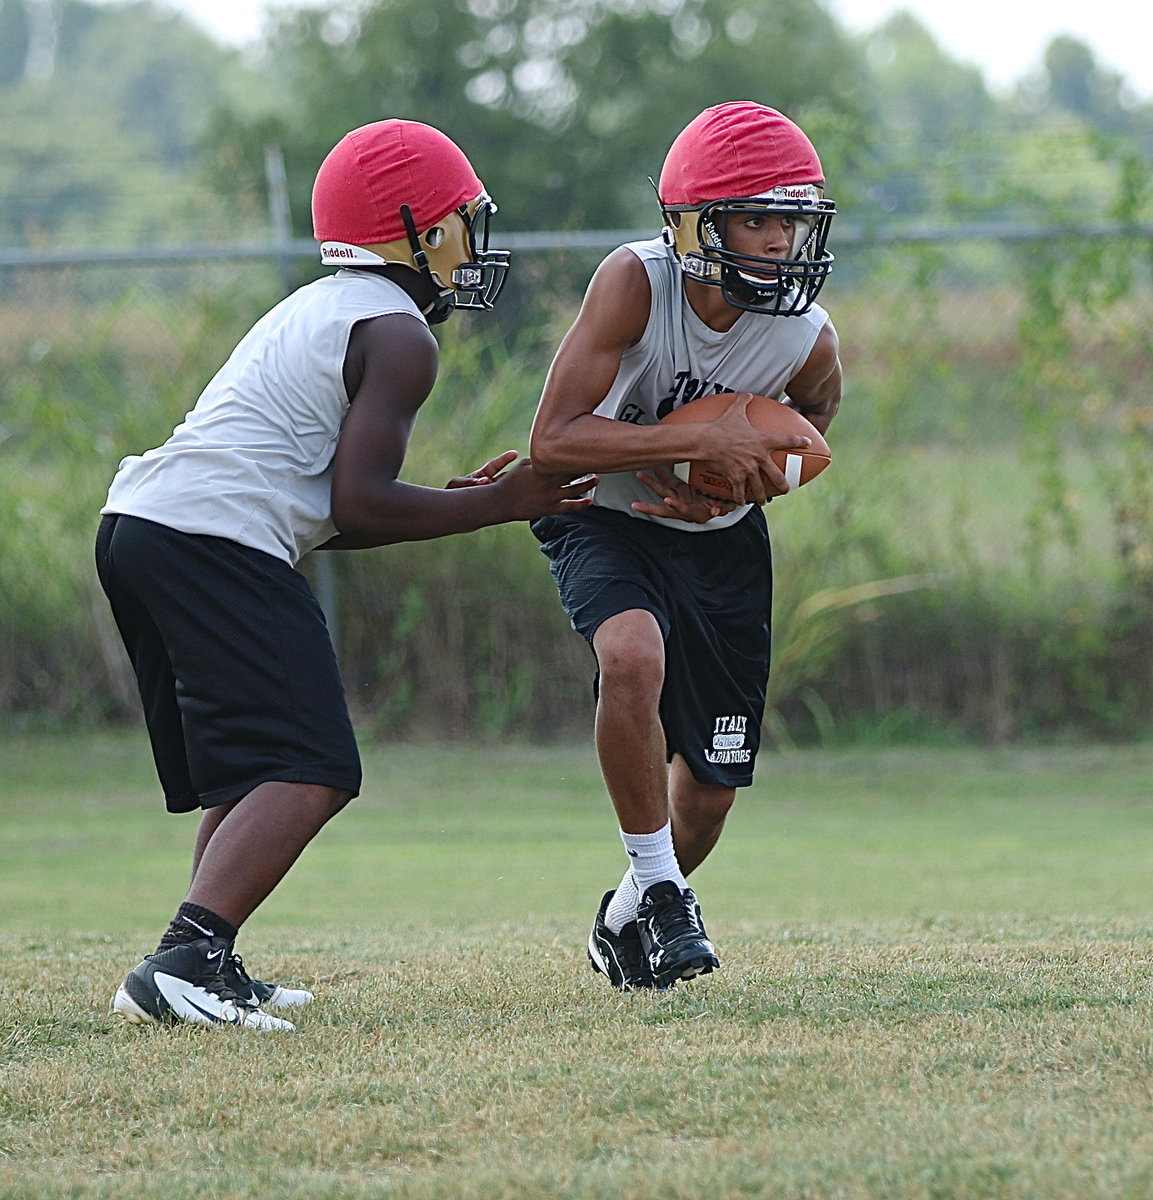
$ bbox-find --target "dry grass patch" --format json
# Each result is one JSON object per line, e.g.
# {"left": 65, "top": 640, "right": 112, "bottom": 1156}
{"left": 4, "top": 923, "right": 1153, "bottom": 1199}
{"left": 6, "top": 737, "right": 1153, "bottom": 1197}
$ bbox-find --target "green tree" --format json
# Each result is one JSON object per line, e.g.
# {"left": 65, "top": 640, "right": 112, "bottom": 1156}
{"left": 1042, "top": 34, "right": 1131, "bottom": 134}
{"left": 207, "top": 0, "right": 869, "bottom": 237}
{"left": 854, "top": 12, "right": 1003, "bottom": 220}
{"left": 510, "top": 0, "right": 869, "bottom": 228}
{"left": 0, "top": 0, "right": 31, "bottom": 87}
{"left": 0, "top": 0, "right": 271, "bottom": 245}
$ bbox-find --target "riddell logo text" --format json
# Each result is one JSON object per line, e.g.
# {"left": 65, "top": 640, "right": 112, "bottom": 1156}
{"left": 766, "top": 184, "right": 820, "bottom": 203}
{"left": 325, "top": 246, "right": 360, "bottom": 259}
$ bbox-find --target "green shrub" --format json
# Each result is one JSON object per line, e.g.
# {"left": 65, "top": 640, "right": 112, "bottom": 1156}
{"left": 1, "top": 241, "right": 1152, "bottom": 743}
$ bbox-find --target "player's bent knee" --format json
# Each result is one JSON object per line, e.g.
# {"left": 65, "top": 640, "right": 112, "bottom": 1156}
{"left": 252, "top": 780, "right": 355, "bottom": 824}
{"left": 316, "top": 786, "right": 355, "bottom": 821}
{"left": 597, "top": 645, "right": 664, "bottom": 699}
{"left": 594, "top": 616, "right": 665, "bottom": 693}
{"left": 677, "top": 779, "right": 737, "bottom": 826}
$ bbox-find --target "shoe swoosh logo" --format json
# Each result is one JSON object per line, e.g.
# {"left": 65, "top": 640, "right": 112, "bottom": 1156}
{"left": 205, "top": 948, "right": 225, "bottom": 962}
{"left": 152, "top": 972, "right": 293, "bottom": 1030}
{"left": 189, "top": 995, "right": 240, "bottom": 1023}
{"left": 154, "top": 971, "right": 236, "bottom": 1023}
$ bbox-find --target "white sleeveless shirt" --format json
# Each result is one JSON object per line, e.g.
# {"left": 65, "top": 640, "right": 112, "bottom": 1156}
{"left": 102, "top": 270, "right": 426, "bottom": 565}
{"left": 590, "top": 238, "right": 828, "bottom": 531}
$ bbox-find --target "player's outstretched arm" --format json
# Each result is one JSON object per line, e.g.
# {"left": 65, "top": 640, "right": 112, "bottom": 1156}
{"left": 326, "top": 314, "right": 593, "bottom": 549}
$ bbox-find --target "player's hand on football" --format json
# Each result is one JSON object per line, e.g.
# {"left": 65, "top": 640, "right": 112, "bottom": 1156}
{"left": 455, "top": 453, "right": 596, "bottom": 520}
{"left": 632, "top": 466, "right": 736, "bottom": 523}
{"left": 701, "top": 393, "right": 810, "bottom": 505}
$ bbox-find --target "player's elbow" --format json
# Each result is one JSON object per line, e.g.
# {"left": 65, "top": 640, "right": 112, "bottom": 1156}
{"left": 528, "top": 426, "right": 569, "bottom": 475}
{"left": 330, "top": 503, "right": 372, "bottom": 543}
{"left": 330, "top": 477, "right": 363, "bottom": 533}
{"left": 330, "top": 480, "right": 392, "bottom": 544}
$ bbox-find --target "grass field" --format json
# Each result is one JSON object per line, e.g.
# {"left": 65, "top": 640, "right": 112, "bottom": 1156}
{"left": 4, "top": 732, "right": 1153, "bottom": 1199}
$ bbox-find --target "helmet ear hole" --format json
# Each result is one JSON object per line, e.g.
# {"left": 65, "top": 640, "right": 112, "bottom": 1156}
{"left": 424, "top": 226, "right": 446, "bottom": 249}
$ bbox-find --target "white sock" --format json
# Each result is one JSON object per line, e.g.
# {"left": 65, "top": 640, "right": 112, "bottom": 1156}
{"left": 604, "top": 870, "right": 639, "bottom": 934}
{"left": 619, "top": 822, "right": 687, "bottom": 897}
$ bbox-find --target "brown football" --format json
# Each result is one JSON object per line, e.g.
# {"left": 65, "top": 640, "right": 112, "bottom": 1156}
{"left": 658, "top": 392, "right": 831, "bottom": 501}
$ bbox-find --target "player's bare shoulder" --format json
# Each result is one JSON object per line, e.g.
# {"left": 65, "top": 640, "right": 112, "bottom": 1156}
{"left": 811, "top": 315, "right": 840, "bottom": 362}
{"left": 344, "top": 311, "right": 438, "bottom": 409}
{"left": 572, "top": 245, "right": 653, "bottom": 350}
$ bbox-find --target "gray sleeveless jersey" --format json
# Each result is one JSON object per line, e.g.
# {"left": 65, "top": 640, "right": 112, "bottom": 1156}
{"left": 102, "top": 270, "right": 426, "bottom": 565}
{"left": 590, "top": 238, "right": 829, "bottom": 531}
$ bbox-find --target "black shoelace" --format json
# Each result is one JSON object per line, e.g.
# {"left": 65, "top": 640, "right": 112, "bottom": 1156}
{"left": 651, "top": 894, "right": 700, "bottom": 941}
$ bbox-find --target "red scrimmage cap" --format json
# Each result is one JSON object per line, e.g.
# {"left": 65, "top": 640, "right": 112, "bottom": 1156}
{"left": 311, "top": 119, "right": 484, "bottom": 246}
{"left": 658, "top": 101, "right": 824, "bottom": 206}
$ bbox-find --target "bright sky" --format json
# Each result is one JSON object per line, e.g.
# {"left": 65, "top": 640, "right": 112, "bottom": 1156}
{"left": 157, "top": 0, "right": 1153, "bottom": 102}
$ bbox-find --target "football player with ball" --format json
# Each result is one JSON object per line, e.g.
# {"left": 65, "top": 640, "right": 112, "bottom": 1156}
{"left": 530, "top": 101, "right": 843, "bottom": 990}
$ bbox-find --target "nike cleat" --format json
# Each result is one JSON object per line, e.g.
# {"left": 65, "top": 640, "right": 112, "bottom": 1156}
{"left": 637, "top": 881, "right": 719, "bottom": 988}
{"left": 224, "top": 953, "right": 314, "bottom": 1010}
{"left": 587, "top": 890, "right": 656, "bottom": 991}
{"left": 112, "top": 936, "right": 295, "bottom": 1032}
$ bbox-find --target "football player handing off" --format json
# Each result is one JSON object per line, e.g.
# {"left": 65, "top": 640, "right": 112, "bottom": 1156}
{"left": 97, "top": 120, "right": 594, "bottom": 1030}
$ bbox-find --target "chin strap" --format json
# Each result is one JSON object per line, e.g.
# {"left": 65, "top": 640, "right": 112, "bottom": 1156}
{"left": 400, "top": 204, "right": 455, "bottom": 325}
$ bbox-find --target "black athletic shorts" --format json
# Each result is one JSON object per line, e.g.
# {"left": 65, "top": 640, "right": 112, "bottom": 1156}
{"left": 95, "top": 514, "right": 361, "bottom": 813}
{"left": 531, "top": 505, "right": 772, "bottom": 788}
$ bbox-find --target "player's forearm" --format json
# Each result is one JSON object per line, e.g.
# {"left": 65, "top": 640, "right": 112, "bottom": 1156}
{"left": 529, "top": 412, "right": 717, "bottom": 476}
{"left": 329, "top": 479, "right": 515, "bottom": 547}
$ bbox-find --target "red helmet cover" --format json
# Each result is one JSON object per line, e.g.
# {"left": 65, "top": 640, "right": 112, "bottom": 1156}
{"left": 658, "top": 101, "right": 824, "bottom": 206}
{"left": 311, "top": 119, "right": 483, "bottom": 246}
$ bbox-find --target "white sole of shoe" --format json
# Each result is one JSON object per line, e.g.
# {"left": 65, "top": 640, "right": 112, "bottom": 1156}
{"left": 112, "top": 986, "right": 155, "bottom": 1025}
{"left": 587, "top": 931, "right": 612, "bottom": 978}
{"left": 111, "top": 982, "right": 296, "bottom": 1032}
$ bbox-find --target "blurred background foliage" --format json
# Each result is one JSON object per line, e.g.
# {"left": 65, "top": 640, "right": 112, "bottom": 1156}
{"left": 3, "top": 0, "right": 1151, "bottom": 244}
{"left": 1, "top": 0, "right": 1152, "bottom": 746}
